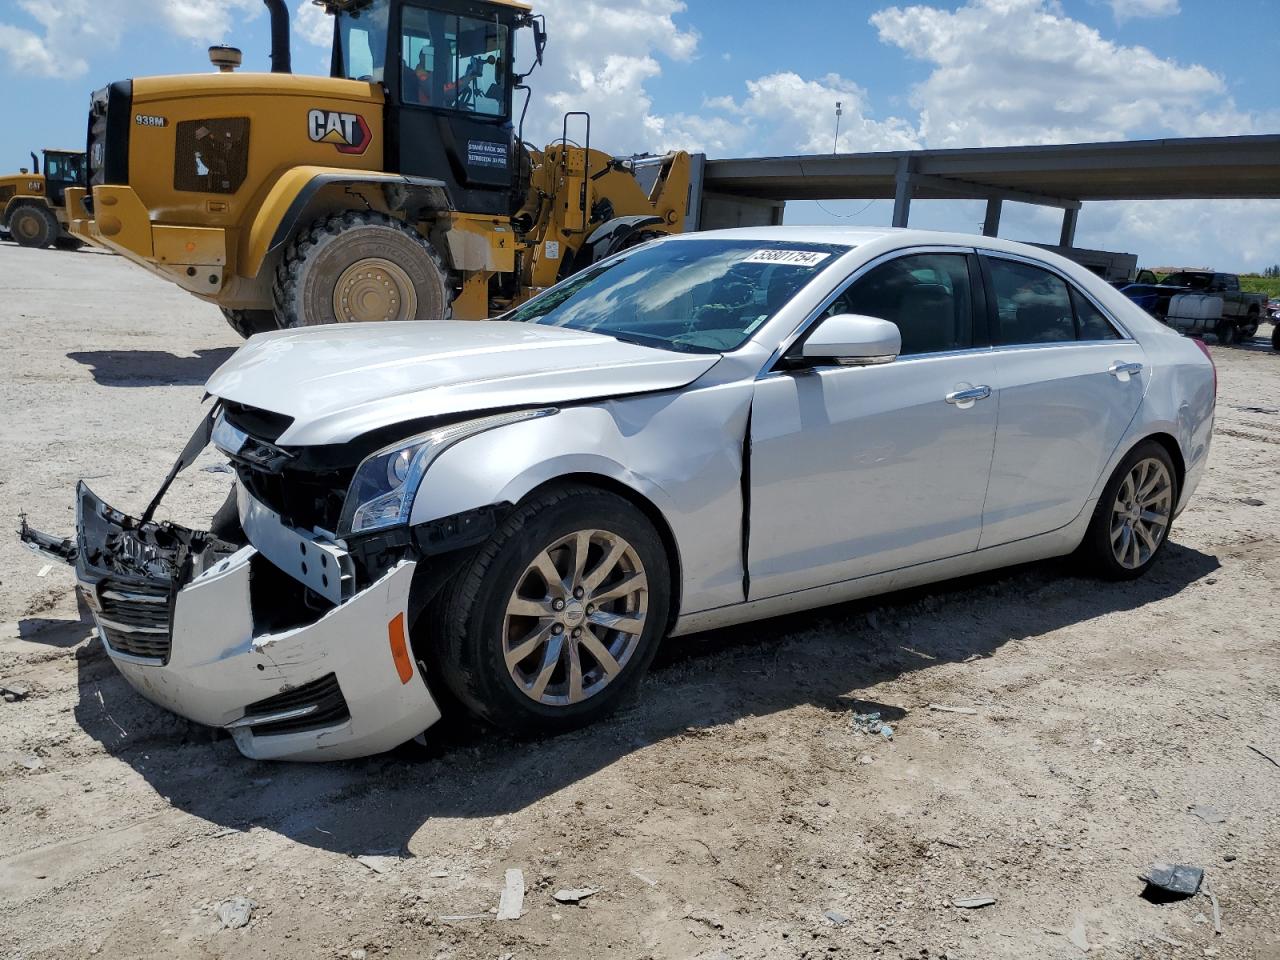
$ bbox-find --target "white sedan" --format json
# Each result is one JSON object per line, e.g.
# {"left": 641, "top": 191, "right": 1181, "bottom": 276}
{"left": 23, "top": 227, "right": 1216, "bottom": 760}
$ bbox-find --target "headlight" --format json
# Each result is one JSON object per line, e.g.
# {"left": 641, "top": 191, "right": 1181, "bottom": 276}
{"left": 338, "top": 408, "right": 556, "bottom": 536}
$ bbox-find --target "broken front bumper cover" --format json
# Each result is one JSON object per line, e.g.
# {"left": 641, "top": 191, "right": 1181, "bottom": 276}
{"left": 20, "top": 483, "right": 440, "bottom": 762}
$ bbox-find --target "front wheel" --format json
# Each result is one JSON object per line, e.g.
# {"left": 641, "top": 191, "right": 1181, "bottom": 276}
{"left": 9, "top": 205, "right": 57, "bottom": 248}
{"left": 432, "top": 485, "right": 670, "bottom": 735}
{"left": 273, "top": 211, "right": 452, "bottom": 327}
{"left": 1080, "top": 440, "right": 1178, "bottom": 581}
{"left": 1238, "top": 317, "right": 1259, "bottom": 342}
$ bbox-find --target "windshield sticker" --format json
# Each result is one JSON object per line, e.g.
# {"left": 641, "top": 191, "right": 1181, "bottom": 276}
{"left": 743, "top": 249, "right": 831, "bottom": 267}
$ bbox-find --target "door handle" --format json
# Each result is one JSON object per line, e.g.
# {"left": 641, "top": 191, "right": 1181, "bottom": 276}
{"left": 945, "top": 385, "right": 991, "bottom": 405}
{"left": 1108, "top": 361, "right": 1144, "bottom": 379}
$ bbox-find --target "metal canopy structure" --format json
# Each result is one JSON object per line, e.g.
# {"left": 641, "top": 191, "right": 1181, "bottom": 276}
{"left": 699, "top": 134, "right": 1280, "bottom": 247}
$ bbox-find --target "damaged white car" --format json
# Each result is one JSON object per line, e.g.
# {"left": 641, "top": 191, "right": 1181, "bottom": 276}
{"left": 22, "top": 227, "right": 1216, "bottom": 761}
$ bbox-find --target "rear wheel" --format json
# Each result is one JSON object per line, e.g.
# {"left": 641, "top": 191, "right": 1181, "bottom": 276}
{"left": 1081, "top": 440, "right": 1178, "bottom": 581}
{"left": 432, "top": 485, "right": 670, "bottom": 735}
{"left": 220, "top": 307, "right": 279, "bottom": 339}
{"left": 1273, "top": 324, "right": 1280, "bottom": 351}
{"left": 273, "top": 211, "right": 452, "bottom": 328}
{"left": 9, "top": 205, "right": 57, "bottom": 249}
{"left": 1238, "top": 313, "right": 1259, "bottom": 342}
{"left": 1214, "top": 319, "right": 1237, "bottom": 345}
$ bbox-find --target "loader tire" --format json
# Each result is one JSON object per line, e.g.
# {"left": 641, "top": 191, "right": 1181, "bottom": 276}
{"left": 220, "top": 307, "right": 279, "bottom": 339}
{"left": 273, "top": 211, "right": 452, "bottom": 328}
{"left": 9, "top": 205, "right": 57, "bottom": 249}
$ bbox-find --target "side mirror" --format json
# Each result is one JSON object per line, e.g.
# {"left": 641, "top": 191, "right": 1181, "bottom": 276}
{"left": 800, "top": 314, "right": 901, "bottom": 365}
{"left": 533, "top": 19, "right": 547, "bottom": 65}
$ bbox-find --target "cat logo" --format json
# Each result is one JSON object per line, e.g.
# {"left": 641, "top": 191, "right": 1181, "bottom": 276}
{"left": 307, "top": 109, "right": 371, "bottom": 155}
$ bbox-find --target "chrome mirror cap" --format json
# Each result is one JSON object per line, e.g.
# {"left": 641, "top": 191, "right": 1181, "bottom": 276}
{"left": 801, "top": 313, "right": 902, "bottom": 365}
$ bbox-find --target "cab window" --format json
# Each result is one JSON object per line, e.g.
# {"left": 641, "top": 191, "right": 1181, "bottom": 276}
{"left": 336, "top": 0, "right": 390, "bottom": 82}
{"left": 401, "top": 6, "right": 509, "bottom": 117}
{"left": 987, "top": 257, "right": 1121, "bottom": 344}
{"left": 827, "top": 253, "right": 974, "bottom": 356}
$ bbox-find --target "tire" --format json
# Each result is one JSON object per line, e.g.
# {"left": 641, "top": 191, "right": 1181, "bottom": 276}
{"left": 273, "top": 211, "right": 452, "bottom": 328}
{"left": 220, "top": 307, "right": 279, "bottom": 339}
{"left": 1238, "top": 314, "right": 1259, "bottom": 342}
{"left": 9, "top": 205, "right": 57, "bottom": 249}
{"left": 1080, "top": 440, "right": 1178, "bottom": 581}
{"left": 1273, "top": 324, "right": 1280, "bottom": 352}
{"left": 1214, "top": 320, "right": 1237, "bottom": 345}
{"left": 431, "top": 484, "right": 670, "bottom": 736}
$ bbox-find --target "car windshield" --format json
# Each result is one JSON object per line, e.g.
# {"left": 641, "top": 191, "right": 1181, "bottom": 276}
{"left": 507, "top": 239, "right": 850, "bottom": 353}
{"left": 1163, "top": 272, "right": 1211, "bottom": 290}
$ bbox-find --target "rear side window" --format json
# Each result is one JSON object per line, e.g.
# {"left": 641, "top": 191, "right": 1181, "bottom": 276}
{"left": 987, "top": 258, "right": 1120, "bottom": 344}
{"left": 829, "top": 253, "right": 974, "bottom": 355}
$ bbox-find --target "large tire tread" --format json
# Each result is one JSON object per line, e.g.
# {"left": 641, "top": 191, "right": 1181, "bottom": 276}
{"left": 9, "top": 204, "right": 57, "bottom": 249}
{"left": 272, "top": 210, "right": 451, "bottom": 328}
{"left": 220, "top": 307, "right": 279, "bottom": 339}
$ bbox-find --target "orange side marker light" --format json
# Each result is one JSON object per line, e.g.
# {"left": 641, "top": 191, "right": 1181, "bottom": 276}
{"left": 388, "top": 612, "right": 413, "bottom": 684}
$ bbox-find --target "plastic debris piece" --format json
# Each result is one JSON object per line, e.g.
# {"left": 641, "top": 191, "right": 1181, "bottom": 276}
{"left": 1206, "top": 888, "right": 1222, "bottom": 934}
{"left": 355, "top": 854, "right": 401, "bottom": 875}
{"left": 1188, "top": 805, "right": 1227, "bottom": 824}
{"left": 1067, "top": 916, "right": 1089, "bottom": 951}
{"left": 953, "top": 896, "right": 996, "bottom": 909}
{"left": 880, "top": 724, "right": 894, "bottom": 740}
{"left": 928, "top": 704, "right": 978, "bottom": 715}
{"left": 216, "top": 896, "right": 255, "bottom": 929}
{"left": 497, "top": 868, "right": 524, "bottom": 921}
{"left": 823, "top": 909, "right": 850, "bottom": 927}
{"left": 552, "top": 887, "right": 599, "bottom": 904}
{"left": 1139, "top": 863, "right": 1203, "bottom": 901}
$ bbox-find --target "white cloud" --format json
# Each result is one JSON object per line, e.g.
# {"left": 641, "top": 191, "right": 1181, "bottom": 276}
{"left": 1108, "top": 0, "right": 1180, "bottom": 21}
{"left": 870, "top": 0, "right": 1238, "bottom": 147}
{"left": 0, "top": 0, "right": 262, "bottom": 78}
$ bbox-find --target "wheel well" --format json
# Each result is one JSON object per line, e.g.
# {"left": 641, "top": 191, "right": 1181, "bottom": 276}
{"left": 1138, "top": 432, "right": 1186, "bottom": 496}
{"left": 519, "top": 473, "right": 684, "bottom": 630}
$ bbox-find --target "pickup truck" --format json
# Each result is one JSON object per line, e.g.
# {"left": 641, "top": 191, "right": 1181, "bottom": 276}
{"left": 1158, "top": 271, "right": 1268, "bottom": 345}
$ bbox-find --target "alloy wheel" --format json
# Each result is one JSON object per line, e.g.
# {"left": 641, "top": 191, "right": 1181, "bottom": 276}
{"left": 1110, "top": 457, "right": 1173, "bottom": 569}
{"left": 502, "top": 529, "right": 649, "bottom": 707}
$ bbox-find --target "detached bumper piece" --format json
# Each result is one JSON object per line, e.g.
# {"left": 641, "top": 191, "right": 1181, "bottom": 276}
{"left": 21, "top": 483, "right": 441, "bottom": 761}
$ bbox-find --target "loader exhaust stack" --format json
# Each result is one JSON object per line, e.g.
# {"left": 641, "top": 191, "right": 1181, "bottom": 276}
{"left": 263, "top": 0, "right": 292, "bottom": 74}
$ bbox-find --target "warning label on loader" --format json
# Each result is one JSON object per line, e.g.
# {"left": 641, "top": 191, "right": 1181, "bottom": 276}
{"left": 467, "top": 139, "right": 508, "bottom": 169}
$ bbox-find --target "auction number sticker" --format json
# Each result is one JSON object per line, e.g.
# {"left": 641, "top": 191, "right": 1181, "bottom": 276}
{"left": 743, "top": 249, "right": 831, "bottom": 267}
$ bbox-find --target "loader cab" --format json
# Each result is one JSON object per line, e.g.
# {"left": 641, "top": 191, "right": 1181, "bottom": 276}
{"left": 331, "top": 0, "right": 536, "bottom": 217}
{"left": 41, "top": 150, "right": 86, "bottom": 206}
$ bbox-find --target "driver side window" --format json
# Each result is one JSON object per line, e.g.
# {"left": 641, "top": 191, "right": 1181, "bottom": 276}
{"left": 826, "top": 253, "right": 974, "bottom": 356}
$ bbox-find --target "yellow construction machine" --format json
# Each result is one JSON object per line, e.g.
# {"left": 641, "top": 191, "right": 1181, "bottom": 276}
{"left": 1, "top": 149, "right": 87, "bottom": 249}
{"left": 67, "top": 0, "right": 691, "bottom": 336}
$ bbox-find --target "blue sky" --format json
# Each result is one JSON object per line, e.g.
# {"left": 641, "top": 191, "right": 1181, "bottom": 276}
{"left": 1, "top": 0, "right": 1276, "bottom": 269}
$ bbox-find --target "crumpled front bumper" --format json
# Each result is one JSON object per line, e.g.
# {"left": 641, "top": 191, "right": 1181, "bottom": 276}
{"left": 47, "top": 483, "right": 440, "bottom": 762}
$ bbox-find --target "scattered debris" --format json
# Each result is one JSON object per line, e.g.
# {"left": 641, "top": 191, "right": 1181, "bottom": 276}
{"left": 202, "top": 463, "right": 234, "bottom": 474}
{"left": 1139, "top": 863, "right": 1203, "bottom": 901}
{"left": 1090, "top": 739, "right": 1105, "bottom": 754}
{"left": 37, "top": 564, "right": 53, "bottom": 578}
{"left": 428, "top": 870, "right": 449, "bottom": 879}
{"left": 216, "top": 897, "right": 255, "bottom": 929}
{"left": 928, "top": 704, "right": 978, "bottom": 715}
{"left": 1068, "top": 916, "right": 1089, "bottom": 952}
{"left": 823, "top": 909, "right": 850, "bottom": 927}
{"left": 685, "top": 908, "right": 724, "bottom": 929}
{"left": 629, "top": 869, "right": 657, "bottom": 887}
{"left": 857, "top": 754, "right": 875, "bottom": 765}
{"left": 355, "top": 854, "right": 401, "bottom": 875}
{"left": 952, "top": 896, "right": 996, "bottom": 909}
{"left": 0, "top": 683, "right": 30, "bottom": 702}
{"left": 497, "top": 868, "right": 524, "bottom": 921}
{"left": 1240, "top": 497, "right": 1264, "bottom": 507}
{"left": 350, "top": 950, "right": 367, "bottom": 960}
{"left": 1189, "top": 805, "right": 1228, "bottom": 825}
{"left": 17, "top": 754, "right": 43, "bottom": 771}
{"left": 552, "top": 887, "right": 599, "bottom": 905}
{"left": 439, "top": 913, "right": 488, "bottom": 922}
{"left": 1153, "top": 934, "right": 1185, "bottom": 948}
{"left": 1247, "top": 744, "right": 1280, "bottom": 769}
{"left": 1206, "top": 888, "right": 1222, "bottom": 935}
{"left": 934, "top": 838, "right": 966, "bottom": 849}
{"left": 850, "top": 710, "right": 895, "bottom": 739}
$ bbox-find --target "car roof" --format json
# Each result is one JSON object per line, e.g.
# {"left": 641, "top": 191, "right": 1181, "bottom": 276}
{"left": 677, "top": 224, "right": 1076, "bottom": 261}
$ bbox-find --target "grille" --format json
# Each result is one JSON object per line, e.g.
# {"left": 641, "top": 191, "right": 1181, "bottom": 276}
{"left": 243, "top": 674, "right": 350, "bottom": 737}
{"left": 222, "top": 401, "right": 294, "bottom": 444}
{"left": 97, "top": 579, "right": 173, "bottom": 662}
{"left": 174, "top": 118, "right": 250, "bottom": 194}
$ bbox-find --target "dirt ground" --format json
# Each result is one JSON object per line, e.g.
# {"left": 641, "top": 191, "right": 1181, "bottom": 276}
{"left": 1, "top": 242, "right": 1278, "bottom": 960}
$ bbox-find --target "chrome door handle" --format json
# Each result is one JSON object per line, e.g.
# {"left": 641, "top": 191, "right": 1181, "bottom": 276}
{"left": 1108, "top": 361, "right": 1144, "bottom": 378}
{"left": 945, "top": 385, "right": 991, "bottom": 405}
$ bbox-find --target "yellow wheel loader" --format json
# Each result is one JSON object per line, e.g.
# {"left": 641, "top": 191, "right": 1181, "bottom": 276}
{"left": 1, "top": 149, "right": 87, "bottom": 249}
{"left": 67, "top": 0, "right": 691, "bottom": 337}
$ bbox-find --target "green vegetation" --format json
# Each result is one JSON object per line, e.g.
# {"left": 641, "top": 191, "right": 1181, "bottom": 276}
{"left": 1239, "top": 275, "right": 1280, "bottom": 298}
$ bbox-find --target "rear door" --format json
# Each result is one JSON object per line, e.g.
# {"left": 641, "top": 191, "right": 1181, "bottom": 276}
{"left": 978, "top": 252, "right": 1147, "bottom": 548}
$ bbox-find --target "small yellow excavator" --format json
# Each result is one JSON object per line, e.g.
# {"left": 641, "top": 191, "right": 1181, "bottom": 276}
{"left": 66, "top": 0, "right": 691, "bottom": 336}
{"left": 1, "top": 149, "right": 86, "bottom": 249}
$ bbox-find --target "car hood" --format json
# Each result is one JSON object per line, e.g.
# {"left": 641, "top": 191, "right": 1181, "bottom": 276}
{"left": 205, "top": 321, "right": 721, "bottom": 445}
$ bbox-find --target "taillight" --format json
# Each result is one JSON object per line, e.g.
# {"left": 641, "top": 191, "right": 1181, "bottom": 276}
{"left": 1190, "top": 337, "right": 1216, "bottom": 396}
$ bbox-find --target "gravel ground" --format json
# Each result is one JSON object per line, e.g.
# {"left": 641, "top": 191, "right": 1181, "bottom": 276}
{"left": 1, "top": 242, "right": 1278, "bottom": 960}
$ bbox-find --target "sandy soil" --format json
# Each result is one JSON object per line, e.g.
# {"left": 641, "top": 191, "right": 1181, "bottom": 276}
{"left": 1, "top": 242, "right": 1278, "bottom": 960}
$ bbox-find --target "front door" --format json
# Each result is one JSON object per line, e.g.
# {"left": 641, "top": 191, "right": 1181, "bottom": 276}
{"left": 748, "top": 251, "right": 998, "bottom": 601}
{"left": 977, "top": 253, "right": 1147, "bottom": 548}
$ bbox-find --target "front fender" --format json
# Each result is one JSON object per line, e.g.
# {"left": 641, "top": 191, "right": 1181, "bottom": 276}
{"left": 242, "top": 167, "right": 452, "bottom": 278}
{"left": 408, "top": 389, "right": 755, "bottom": 615}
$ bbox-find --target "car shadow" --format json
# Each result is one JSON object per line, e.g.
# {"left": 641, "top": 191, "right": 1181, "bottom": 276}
{"left": 67, "top": 348, "right": 236, "bottom": 387}
{"left": 40, "top": 540, "right": 1218, "bottom": 858}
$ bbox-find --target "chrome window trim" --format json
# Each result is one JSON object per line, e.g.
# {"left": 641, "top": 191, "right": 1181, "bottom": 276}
{"left": 975, "top": 247, "right": 1136, "bottom": 342}
{"left": 759, "top": 244, "right": 980, "bottom": 377}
